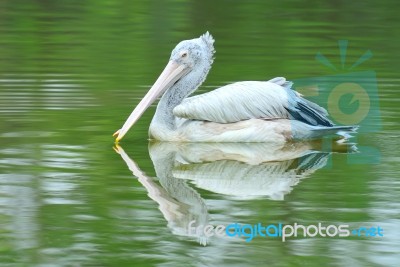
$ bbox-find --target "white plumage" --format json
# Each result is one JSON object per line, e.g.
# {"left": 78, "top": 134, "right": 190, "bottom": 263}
{"left": 174, "top": 80, "right": 290, "bottom": 123}
{"left": 113, "top": 32, "right": 356, "bottom": 143}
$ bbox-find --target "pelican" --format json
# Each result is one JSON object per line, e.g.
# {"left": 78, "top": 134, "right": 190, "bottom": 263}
{"left": 113, "top": 32, "right": 356, "bottom": 143}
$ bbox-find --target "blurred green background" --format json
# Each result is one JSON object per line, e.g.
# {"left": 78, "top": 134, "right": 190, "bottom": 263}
{"left": 0, "top": 0, "right": 399, "bottom": 266}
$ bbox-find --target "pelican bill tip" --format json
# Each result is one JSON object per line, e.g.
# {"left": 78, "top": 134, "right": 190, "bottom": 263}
{"left": 113, "top": 129, "right": 120, "bottom": 137}
{"left": 112, "top": 129, "right": 123, "bottom": 143}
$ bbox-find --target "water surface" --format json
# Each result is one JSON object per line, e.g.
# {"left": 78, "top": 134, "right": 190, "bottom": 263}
{"left": 1, "top": 1, "right": 399, "bottom": 266}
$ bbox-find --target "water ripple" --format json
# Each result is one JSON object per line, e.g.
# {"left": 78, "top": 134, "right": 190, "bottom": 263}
{"left": 0, "top": 74, "right": 98, "bottom": 114}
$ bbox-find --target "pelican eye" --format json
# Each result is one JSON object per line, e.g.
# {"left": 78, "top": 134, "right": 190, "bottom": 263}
{"left": 181, "top": 52, "right": 188, "bottom": 58}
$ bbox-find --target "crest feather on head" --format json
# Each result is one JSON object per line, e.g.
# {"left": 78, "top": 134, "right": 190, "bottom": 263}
{"left": 200, "top": 31, "right": 215, "bottom": 56}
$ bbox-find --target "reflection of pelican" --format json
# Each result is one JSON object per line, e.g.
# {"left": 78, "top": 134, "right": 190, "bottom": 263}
{"left": 149, "top": 141, "right": 349, "bottom": 200}
{"left": 114, "top": 145, "right": 210, "bottom": 245}
{"left": 114, "top": 141, "right": 355, "bottom": 244}
{"left": 114, "top": 32, "right": 356, "bottom": 142}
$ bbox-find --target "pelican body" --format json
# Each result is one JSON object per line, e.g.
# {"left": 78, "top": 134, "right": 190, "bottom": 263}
{"left": 114, "top": 32, "right": 356, "bottom": 143}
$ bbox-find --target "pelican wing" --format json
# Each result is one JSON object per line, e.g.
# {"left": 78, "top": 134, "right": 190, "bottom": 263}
{"left": 173, "top": 77, "right": 333, "bottom": 126}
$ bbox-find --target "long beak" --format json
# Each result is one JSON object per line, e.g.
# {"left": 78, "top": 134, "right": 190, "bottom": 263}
{"left": 113, "top": 60, "right": 189, "bottom": 142}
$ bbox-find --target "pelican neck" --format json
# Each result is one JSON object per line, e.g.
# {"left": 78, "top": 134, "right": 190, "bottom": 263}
{"left": 151, "top": 62, "right": 211, "bottom": 130}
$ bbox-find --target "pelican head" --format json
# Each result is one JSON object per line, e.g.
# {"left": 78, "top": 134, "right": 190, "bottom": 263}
{"left": 114, "top": 32, "right": 215, "bottom": 142}
{"left": 170, "top": 32, "right": 215, "bottom": 70}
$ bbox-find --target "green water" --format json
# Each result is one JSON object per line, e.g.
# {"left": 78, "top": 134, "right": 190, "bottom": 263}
{"left": 1, "top": 1, "right": 399, "bottom": 266}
